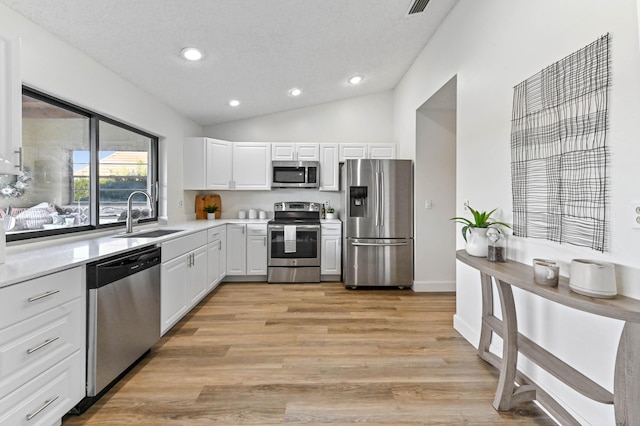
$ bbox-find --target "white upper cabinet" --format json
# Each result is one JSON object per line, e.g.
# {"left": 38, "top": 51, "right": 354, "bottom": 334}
{"left": 232, "top": 142, "right": 271, "bottom": 190}
{"left": 339, "top": 143, "right": 396, "bottom": 162}
{"left": 184, "top": 137, "right": 232, "bottom": 190}
{"left": 319, "top": 143, "right": 339, "bottom": 192}
{"left": 0, "top": 33, "right": 21, "bottom": 175}
{"left": 369, "top": 144, "right": 396, "bottom": 159}
{"left": 339, "top": 144, "right": 367, "bottom": 161}
{"left": 184, "top": 138, "right": 271, "bottom": 190}
{"left": 272, "top": 143, "right": 319, "bottom": 161}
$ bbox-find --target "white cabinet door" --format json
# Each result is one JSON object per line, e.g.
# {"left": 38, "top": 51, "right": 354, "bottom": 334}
{"left": 184, "top": 137, "right": 232, "bottom": 190}
{"left": 226, "top": 224, "right": 246, "bottom": 275}
{"left": 369, "top": 144, "right": 396, "bottom": 159}
{"left": 271, "top": 143, "right": 295, "bottom": 161}
{"left": 321, "top": 235, "right": 342, "bottom": 276}
{"left": 319, "top": 144, "right": 339, "bottom": 191}
{"left": 219, "top": 227, "right": 227, "bottom": 280}
{"left": 339, "top": 144, "right": 367, "bottom": 162}
{"left": 188, "top": 245, "right": 208, "bottom": 306}
{"left": 0, "top": 34, "right": 21, "bottom": 174}
{"left": 161, "top": 254, "right": 189, "bottom": 334}
{"left": 232, "top": 143, "right": 271, "bottom": 190}
{"left": 207, "top": 139, "right": 233, "bottom": 189}
{"left": 272, "top": 143, "right": 319, "bottom": 161}
{"left": 246, "top": 235, "right": 267, "bottom": 275}
{"left": 296, "top": 143, "right": 319, "bottom": 161}
{"left": 208, "top": 239, "right": 220, "bottom": 290}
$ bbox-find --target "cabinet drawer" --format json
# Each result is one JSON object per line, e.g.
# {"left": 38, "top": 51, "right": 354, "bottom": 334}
{"left": 246, "top": 224, "right": 267, "bottom": 236}
{"left": 321, "top": 224, "right": 342, "bottom": 236}
{"left": 0, "top": 298, "right": 83, "bottom": 399}
{"left": 207, "top": 225, "right": 225, "bottom": 242}
{"left": 0, "top": 350, "right": 84, "bottom": 426}
{"left": 0, "top": 267, "right": 82, "bottom": 330}
{"left": 162, "top": 230, "right": 207, "bottom": 262}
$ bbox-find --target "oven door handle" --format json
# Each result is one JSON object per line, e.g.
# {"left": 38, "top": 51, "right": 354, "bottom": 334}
{"left": 351, "top": 241, "right": 408, "bottom": 247}
{"left": 268, "top": 224, "right": 320, "bottom": 230}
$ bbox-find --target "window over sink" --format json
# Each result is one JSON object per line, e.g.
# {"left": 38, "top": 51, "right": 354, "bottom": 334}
{"left": 1, "top": 87, "right": 158, "bottom": 241}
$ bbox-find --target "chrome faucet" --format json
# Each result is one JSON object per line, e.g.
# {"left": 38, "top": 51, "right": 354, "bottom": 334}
{"left": 125, "top": 190, "right": 153, "bottom": 233}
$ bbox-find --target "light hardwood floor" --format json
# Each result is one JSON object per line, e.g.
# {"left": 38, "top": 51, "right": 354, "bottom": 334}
{"left": 63, "top": 283, "right": 555, "bottom": 425}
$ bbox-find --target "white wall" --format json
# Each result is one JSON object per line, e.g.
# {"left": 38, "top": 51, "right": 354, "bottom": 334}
{"left": 0, "top": 3, "right": 202, "bottom": 223}
{"left": 394, "top": 0, "right": 640, "bottom": 423}
{"left": 205, "top": 90, "right": 393, "bottom": 142}
{"left": 196, "top": 91, "right": 394, "bottom": 216}
{"left": 414, "top": 79, "right": 456, "bottom": 292}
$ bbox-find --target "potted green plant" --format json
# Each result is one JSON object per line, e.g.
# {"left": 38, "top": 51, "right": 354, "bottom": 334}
{"left": 203, "top": 204, "right": 219, "bottom": 220}
{"left": 450, "top": 206, "right": 510, "bottom": 257}
{"left": 326, "top": 206, "right": 336, "bottom": 220}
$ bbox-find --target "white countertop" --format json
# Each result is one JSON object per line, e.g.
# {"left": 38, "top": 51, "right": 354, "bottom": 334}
{"left": 0, "top": 218, "right": 269, "bottom": 289}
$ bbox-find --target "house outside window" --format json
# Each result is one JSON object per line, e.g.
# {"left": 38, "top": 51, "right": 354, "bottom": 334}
{"left": 1, "top": 88, "right": 158, "bottom": 241}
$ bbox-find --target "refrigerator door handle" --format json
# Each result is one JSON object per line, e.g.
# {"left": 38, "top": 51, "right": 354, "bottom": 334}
{"left": 375, "top": 171, "right": 382, "bottom": 228}
{"left": 352, "top": 242, "right": 408, "bottom": 247}
{"left": 379, "top": 171, "right": 384, "bottom": 227}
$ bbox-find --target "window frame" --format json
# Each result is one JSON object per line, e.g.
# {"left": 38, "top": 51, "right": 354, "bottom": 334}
{"left": 9, "top": 87, "right": 159, "bottom": 242}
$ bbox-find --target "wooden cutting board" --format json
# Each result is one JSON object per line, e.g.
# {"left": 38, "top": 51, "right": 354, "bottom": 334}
{"left": 195, "top": 194, "right": 221, "bottom": 220}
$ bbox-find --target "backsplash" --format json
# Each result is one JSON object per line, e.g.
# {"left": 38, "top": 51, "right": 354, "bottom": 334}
{"left": 185, "top": 189, "right": 343, "bottom": 220}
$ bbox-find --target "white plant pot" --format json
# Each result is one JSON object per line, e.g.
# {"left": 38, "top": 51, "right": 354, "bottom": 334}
{"left": 465, "top": 227, "right": 488, "bottom": 257}
{"left": 207, "top": 213, "right": 216, "bottom": 220}
{"left": 326, "top": 213, "right": 336, "bottom": 220}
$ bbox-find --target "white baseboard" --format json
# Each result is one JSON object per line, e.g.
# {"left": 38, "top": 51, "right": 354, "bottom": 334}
{"left": 412, "top": 280, "right": 456, "bottom": 292}
{"left": 453, "top": 313, "right": 480, "bottom": 347}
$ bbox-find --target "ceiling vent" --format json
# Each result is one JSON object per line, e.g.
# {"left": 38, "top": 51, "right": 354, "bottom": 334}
{"left": 406, "top": 0, "right": 431, "bottom": 16}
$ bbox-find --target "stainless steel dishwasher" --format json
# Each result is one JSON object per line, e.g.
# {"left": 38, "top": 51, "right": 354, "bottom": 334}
{"left": 75, "top": 245, "right": 161, "bottom": 413}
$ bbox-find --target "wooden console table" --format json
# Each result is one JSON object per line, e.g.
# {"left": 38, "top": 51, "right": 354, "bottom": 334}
{"left": 456, "top": 250, "right": 640, "bottom": 425}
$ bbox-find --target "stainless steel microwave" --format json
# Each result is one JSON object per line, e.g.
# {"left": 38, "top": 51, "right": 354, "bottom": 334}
{"left": 272, "top": 161, "right": 319, "bottom": 188}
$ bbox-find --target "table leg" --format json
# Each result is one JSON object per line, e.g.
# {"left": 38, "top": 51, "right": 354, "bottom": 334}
{"left": 478, "top": 272, "right": 494, "bottom": 358}
{"left": 493, "top": 279, "right": 536, "bottom": 410}
{"left": 614, "top": 321, "right": 640, "bottom": 425}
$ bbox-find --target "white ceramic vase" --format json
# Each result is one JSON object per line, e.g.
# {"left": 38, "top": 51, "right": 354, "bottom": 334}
{"left": 207, "top": 213, "right": 216, "bottom": 220}
{"left": 465, "top": 227, "right": 488, "bottom": 257}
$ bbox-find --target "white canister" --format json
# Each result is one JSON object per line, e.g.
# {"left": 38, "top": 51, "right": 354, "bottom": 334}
{"left": 569, "top": 259, "right": 617, "bottom": 298}
{"left": 259, "top": 211, "right": 267, "bottom": 219}
{"left": 248, "top": 209, "right": 257, "bottom": 219}
{"left": 238, "top": 210, "right": 246, "bottom": 219}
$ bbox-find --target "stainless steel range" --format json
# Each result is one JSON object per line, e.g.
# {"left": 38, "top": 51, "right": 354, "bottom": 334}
{"left": 267, "top": 202, "right": 321, "bottom": 283}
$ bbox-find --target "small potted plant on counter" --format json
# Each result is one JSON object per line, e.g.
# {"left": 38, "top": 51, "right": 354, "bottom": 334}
{"left": 450, "top": 205, "right": 510, "bottom": 257}
{"left": 203, "top": 204, "right": 219, "bottom": 220}
{"left": 326, "top": 206, "right": 336, "bottom": 220}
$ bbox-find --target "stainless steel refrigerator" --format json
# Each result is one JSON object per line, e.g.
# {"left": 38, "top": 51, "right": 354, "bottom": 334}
{"left": 343, "top": 159, "right": 414, "bottom": 288}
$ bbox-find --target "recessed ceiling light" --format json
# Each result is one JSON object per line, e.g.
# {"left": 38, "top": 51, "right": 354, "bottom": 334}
{"left": 348, "top": 75, "right": 363, "bottom": 85}
{"left": 229, "top": 99, "right": 240, "bottom": 107}
{"left": 289, "top": 88, "right": 302, "bottom": 97}
{"left": 180, "top": 47, "right": 203, "bottom": 61}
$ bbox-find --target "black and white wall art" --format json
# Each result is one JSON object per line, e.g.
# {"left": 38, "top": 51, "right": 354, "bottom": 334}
{"left": 510, "top": 34, "right": 611, "bottom": 252}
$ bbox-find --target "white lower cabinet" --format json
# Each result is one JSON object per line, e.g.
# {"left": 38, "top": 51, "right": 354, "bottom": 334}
{"left": 321, "top": 222, "right": 342, "bottom": 280}
{"left": 0, "top": 267, "right": 85, "bottom": 425}
{"left": 246, "top": 224, "right": 267, "bottom": 275}
{"left": 160, "top": 230, "right": 208, "bottom": 335}
{"left": 225, "top": 223, "right": 267, "bottom": 278}
{"left": 226, "top": 224, "right": 246, "bottom": 275}
{"left": 207, "top": 226, "right": 226, "bottom": 290}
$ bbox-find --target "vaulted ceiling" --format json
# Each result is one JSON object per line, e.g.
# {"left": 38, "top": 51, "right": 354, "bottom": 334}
{"left": 2, "top": 0, "right": 457, "bottom": 126}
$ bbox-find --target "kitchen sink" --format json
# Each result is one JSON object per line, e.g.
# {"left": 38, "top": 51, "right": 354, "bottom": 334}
{"left": 113, "top": 229, "right": 183, "bottom": 238}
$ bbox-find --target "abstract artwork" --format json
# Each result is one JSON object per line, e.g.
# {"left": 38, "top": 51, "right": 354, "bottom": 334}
{"left": 510, "top": 34, "right": 610, "bottom": 252}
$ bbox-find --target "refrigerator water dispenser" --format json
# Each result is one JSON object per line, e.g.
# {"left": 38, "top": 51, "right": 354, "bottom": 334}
{"left": 349, "top": 186, "right": 368, "bottom": 217}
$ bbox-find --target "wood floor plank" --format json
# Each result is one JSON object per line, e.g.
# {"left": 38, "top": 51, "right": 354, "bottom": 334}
{"left": 63, "top": 282, "right": 555, "bottom": 425}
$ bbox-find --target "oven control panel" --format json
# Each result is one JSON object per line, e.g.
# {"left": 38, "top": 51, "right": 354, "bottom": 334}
{"left": 274, "top": 202, "right": 320, "bottom": 212}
